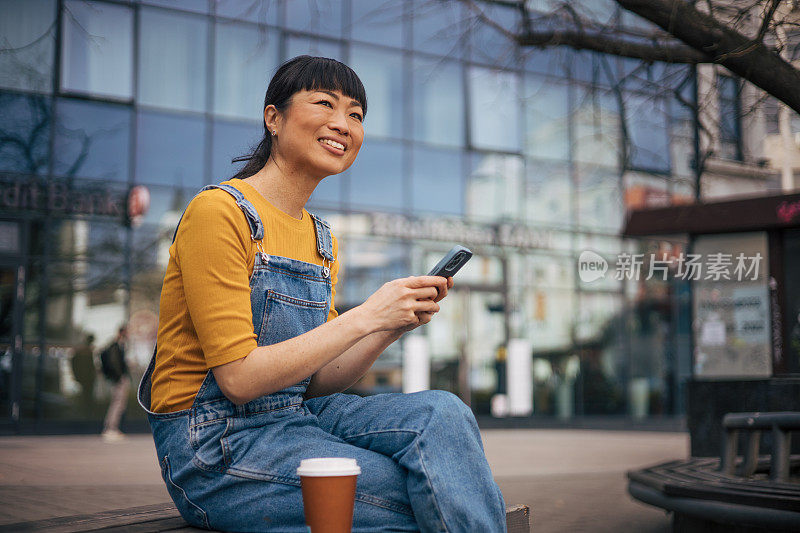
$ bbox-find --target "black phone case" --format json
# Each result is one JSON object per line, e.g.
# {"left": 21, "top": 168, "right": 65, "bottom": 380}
{"left": 427, "top": 245, "right": 473, "bottom": 277}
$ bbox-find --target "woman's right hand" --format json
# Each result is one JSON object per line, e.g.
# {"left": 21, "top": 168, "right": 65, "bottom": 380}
{"left": 358, "top": 276, "right": 449, "bottom": 333}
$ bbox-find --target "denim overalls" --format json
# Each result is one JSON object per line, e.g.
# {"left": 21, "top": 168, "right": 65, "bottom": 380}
{"left": 138, "top": 183, "right": 507, "bottom": 533}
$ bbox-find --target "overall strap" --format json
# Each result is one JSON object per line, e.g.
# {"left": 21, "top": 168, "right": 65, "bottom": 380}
{"left": 199, "top": 183, "right": 265, "bottom": 242}
{"left": 308, "top": 212, "right": 335, "bottom": 278}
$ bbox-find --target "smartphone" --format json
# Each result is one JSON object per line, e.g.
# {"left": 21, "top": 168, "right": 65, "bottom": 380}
{"left": 427, "top": 245, "right": 473, "bottom": 278}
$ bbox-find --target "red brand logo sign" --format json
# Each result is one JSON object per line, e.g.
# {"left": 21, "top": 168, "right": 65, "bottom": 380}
{"left": 777, "top": 200, "right": 800, "bottom": 223}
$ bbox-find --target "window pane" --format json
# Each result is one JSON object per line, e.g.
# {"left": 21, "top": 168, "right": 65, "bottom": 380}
{"left": 141, "top": 0, "right": 208, "bottom": 14}
{"left": 524, "top": 75, "right": 569, "bottom": 161}
{"left": 412, "top": 56, "right": 463, "bottom": 147}
{"left": 286, "top": 0, "right": 342, "bottom": 38}
{"left": 211, "top": 119, "right": 262, "bottom": 182}
{"left": 466, "top": 153, "right": 523, "bottom": 221}
{"left": 718, "top": 76, "right": 739, "bottom": 141}
{"left": 285, "top": 35, "right": 343, "bottom": 62}
{"left": 61, "top": 1, "right": 133, "bottom": 99}
{"left": 350, "top": 45, "right": 404, "bottom": 140}
{"left": 54, "top": 98, "right": 131, "bottom": 182}
{"left": 139, "top": 9, "right": 208, "bottom": 112}
{"left": 573, "top": 86, "right": 620, "bottom": 167}
{"left": 470, "top": 3, "right": 518, "bottom": 67}
{"left": 136, "top": 110, "right": 206, "bottom": 188}
{"left": 351, "top": 0, "right": 403, "bottom": 47}
{"left": 576, "top": 164, "right": 622, "bottom": 232}
{"left": 411, "top": 0, "right": 463, "bottom": 57}
{"left": 469, "top": 67, "right": 520, "bottom": 152}
{"left": 215, "top": 0, "right": 279, "bottom": 25}
{"left": 625, "top": 93, "right": 671, "bottom": 172}
{"left": 525, "top": 159, "right": 571, "bottom": 226}
{"left": 0, "top": 92, "right": 50, "bottom": 175}
{"left": 524, "top": 47, "right": 569, "bottom": 77}
{"left": 411, "top": 145, "right": 462, "bottom": 215}
{"left": 0, "top": 0, "right": 56, "bottom": 93}
{"left": 348, "top": 139, "right": 404, "bottom": 210}
{"left": 214, "top": 22, "right": 278, "bottom": 120}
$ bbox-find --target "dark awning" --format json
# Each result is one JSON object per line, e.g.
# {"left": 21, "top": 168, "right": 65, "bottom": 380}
{"left": 622, "top": 192, "right": 800, "bottom": 236}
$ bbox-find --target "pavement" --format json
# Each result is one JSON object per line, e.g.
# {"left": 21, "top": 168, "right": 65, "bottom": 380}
{"left": 0, "top": 429, "right": 687, "bottom": 532}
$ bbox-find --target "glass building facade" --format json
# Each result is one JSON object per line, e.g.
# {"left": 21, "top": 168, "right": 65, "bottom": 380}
{"left": 1, "top": 0, "right": 704, "bottom": 430}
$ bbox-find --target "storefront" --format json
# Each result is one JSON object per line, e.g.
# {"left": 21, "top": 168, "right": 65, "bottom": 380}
{"left": 624, "top": 191, "right": 800, "bottom": 455}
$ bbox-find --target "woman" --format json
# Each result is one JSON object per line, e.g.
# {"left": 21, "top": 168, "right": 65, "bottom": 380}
{"left": 138, "top": 56, "right": 506, "bottom": 532}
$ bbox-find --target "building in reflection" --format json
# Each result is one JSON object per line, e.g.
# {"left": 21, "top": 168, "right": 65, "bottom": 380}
{"left": 1, "top": 1, "right": 797, "bottom": 431}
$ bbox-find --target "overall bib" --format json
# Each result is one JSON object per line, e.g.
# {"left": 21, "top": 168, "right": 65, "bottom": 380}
{"left": 138, "top": 184, "right": 506, "bottom": 533}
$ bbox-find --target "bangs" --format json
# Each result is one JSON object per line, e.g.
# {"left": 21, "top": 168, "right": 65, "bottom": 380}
{"left": 283, "top": 56, "right": 367, "bottom": 116}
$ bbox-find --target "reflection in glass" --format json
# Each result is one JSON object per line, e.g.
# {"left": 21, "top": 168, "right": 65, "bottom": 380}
{"left": 625, "top": 93, "right": 671, "bottom": 172}
{"left": 466, "top": 153, "right": 522, "bottom": 221}
{"left": 717, "top": 75, "right": 742, "bottom": 161}
{"left": 214, "top": 23, "right": 278, "bottom": 120}
{"left": 286, "top": 0, "right": 342, "bottom": 37}
{"left": 139, "top": 9, "right": 208, "bottom": 112}
{"left": 54, "top": 98, "right": 131, "bottom": 182}
{"left": 525, "top": 159, "right": 570, "bottom": 226}
{"left": 411, "top": 0, "right": 463, "bottom": 57}
{"left": 350, "top": 0, "right": 403, "bottom": 47}
{"left": 411, "top": 146, "right": 462, "bottom": 215}
{"left": 469, "top": 2, "right": 519, "bottom": 67}
{"left": 573, "top": 86, "right": 620, "bottom": 167}
{"left": 412, "top": 56, "right": 463, "bottom": 147}
{"left": 469, "top": 67, "right": 520, "bottom": 152}
{"left": 576, "top": 164, "right": 622, "bottom": 232}
{"left": 0, "top": 92, "right": 50, "bottom": 175}
{"left": 141, "top": 0, "right": 208, "bottom": 14}
{"left": 524, "top": 47, "right": 569, "bottom": 77}
{"left": 215, "top": 0, "right": 279, "bottom": 25}
{"left": 212, "top": 119, "right": 262, "bottom": 181}
{"left": 350, "top": 45, "right": 404, "bottom": 140}
{"left": 136, "top": 110, "right": 206, "bottom": 188}
{"left": 0, "top": 0, "right": 55, "bottom": 93}
{"left": 61, "top": 0, "right": 133, "bottom": 99}
{"left": 524, "top": 75, "right": 569, "bottom": 161}
{"left": 576, "top": 291, "right": 625, "bottom": 415}
{"left": 285, "top": 35, "right": 343, "bottom": 62}
{"left": 348, "top": 139, "right": 404, "bottom": 210}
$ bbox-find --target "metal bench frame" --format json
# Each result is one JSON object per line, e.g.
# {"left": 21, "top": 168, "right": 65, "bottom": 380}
{"left": 721, "top": 411, "right": 800, "bottom": 482}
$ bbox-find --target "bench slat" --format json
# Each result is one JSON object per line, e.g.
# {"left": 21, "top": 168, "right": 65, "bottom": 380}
{"left": 1, "top": 502, "right": 530, "bottom": 532}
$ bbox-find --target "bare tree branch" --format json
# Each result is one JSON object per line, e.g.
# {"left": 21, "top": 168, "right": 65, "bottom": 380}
{"left": 518, "top": 26, "right": 709, "bottom": 64}
{"left": 615, "top": 0, "right": 800, "bottom": 115}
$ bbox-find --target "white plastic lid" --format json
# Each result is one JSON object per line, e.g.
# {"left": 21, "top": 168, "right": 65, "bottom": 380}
{"left": 297, "top": 457, "right": 361, "bottom": 477}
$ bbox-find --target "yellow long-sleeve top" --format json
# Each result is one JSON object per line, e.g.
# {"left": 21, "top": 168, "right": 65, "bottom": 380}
{"left": 150, "top": 179, "right": 339, "bottom": 413}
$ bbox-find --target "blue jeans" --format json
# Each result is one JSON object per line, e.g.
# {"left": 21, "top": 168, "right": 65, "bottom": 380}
{"left": 140, "top": 183, "right": 506, "bottom": 532}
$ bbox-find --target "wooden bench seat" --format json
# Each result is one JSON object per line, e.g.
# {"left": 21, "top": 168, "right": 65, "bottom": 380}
{"left": 0, "top": 502, "right": 531, "bottom": 532}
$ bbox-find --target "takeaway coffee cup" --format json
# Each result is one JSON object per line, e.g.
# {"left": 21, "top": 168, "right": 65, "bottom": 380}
{"left": 297, "top": 457, "right": 361, "bottom": 533}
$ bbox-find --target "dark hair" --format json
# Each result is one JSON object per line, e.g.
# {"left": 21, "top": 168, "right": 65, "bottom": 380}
{"left": 231, "top": 55, "right": 367, "bottom": 180}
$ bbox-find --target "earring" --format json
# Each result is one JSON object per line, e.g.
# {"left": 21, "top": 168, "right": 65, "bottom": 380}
{"left": 271, "top": 131, "right": 277, "bottom": 136}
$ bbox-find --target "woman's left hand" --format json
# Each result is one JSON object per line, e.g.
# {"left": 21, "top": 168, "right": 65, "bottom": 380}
{"left": 399, "top": 276, "right": 454, "bottom": 333}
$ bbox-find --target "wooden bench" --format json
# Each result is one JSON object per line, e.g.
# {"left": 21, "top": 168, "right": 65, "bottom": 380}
{"left": 0, "top": 502, "right": 531, "bottom": 532}
{"left": 628, "top": 411, "right": 800, "bottom": 532}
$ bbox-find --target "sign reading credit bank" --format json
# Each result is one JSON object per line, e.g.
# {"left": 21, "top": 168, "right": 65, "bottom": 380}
{"left": 0, "top": 177, "right": 126, "bottom": 218}
{"left": 369, "top": 213, "right": 555, "bottom": 251}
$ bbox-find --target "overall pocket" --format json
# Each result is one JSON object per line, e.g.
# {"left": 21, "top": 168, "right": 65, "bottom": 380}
{"left": 160, "top": 455, "right": 210, "bottom": 530}
{"left": 258, "top": 289, "right": 328, "bottom": 346}
{"left": 189, "top": 417, "right": 231, "bottom": 472}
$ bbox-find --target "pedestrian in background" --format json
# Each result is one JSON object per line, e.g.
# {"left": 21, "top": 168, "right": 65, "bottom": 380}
{"left": 71, "top": 333, "right": 97, "bottom": 413}
{"left": 101, "top": 326, "right": 129, "bottom": 441}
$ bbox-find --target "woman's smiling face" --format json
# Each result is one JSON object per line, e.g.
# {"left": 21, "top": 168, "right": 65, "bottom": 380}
{"left": 269, "top": 89, "right": 365, "bottom": 178}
